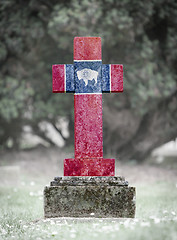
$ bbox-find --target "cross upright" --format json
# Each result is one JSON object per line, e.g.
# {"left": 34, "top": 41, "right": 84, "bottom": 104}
{"left": 52, "top": 37, "right": 123, "bottom": 176}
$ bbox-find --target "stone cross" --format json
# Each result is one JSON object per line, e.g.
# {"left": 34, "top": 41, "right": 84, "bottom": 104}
{"left": 52, "top": 37, "right": 123, "bottom": 176}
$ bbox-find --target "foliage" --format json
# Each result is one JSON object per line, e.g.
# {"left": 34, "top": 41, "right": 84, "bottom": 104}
{"left": 0, "top": 0, "right": 176, "bottom": 159}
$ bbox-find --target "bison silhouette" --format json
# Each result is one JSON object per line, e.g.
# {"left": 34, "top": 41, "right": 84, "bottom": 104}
{"left": 76, "top": 68, "right": 98, "bottom": 86}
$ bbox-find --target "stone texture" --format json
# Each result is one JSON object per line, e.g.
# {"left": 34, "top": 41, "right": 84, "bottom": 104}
{"left": 74, "top": 61, "right": 102, "bottom": 93}
{"left": 74, "top": 37, "right": 102, "bottom": 61}
{"left": 52, "top": 64, "right": 74, "bottom": 93}
{"left": 52, "top": 37, "right": 125, "bottom": 176}
{"left": 74, "top": 94, "right": 103, "bottom": 159}
{"left": 48, "top": 37, "right": 136, "bottom": 218}
{"left": 64, "top": 159, "right": 115, "bottom": 176}
{"left": 102, "top": 64, "right": 123, "bottom": 92}
{"left": 111, "top": 64, "right": 123, "bottom": 92}
{"left": 44, "top": 176, "right": 136, "bottom": 218}
{"left": 52, "top": 64, "right": 65, "bottom": 93}
{"left": 51, "top": 176, "right": 127, "bottom": 186}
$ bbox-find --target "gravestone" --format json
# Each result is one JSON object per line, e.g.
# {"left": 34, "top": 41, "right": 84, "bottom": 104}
{"left": 44, "top": 37, "right": 136, "bottom": 218}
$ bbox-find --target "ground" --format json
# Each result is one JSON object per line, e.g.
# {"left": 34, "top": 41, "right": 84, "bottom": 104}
{"left": 0, "top": 147, "right": 177, "bottom": 240}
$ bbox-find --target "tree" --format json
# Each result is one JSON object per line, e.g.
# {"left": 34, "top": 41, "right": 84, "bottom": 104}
{"left": 0, "top": 0, "right": 176, "bottom": 161}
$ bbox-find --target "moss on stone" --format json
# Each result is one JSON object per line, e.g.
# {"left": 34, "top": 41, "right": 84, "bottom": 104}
{"left": 44, "top": 176, "right": 136, "bottom": 218}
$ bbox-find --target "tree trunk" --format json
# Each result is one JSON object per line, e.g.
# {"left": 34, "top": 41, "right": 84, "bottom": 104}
{"left": 103, "top": 90, "right": 177, "bottom": 161}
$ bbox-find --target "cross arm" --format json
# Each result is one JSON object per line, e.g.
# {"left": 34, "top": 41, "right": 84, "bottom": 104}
{"left": 102, "top": 64, "right": 123, "bottom": 93}
{"left": 52, "top": 64, "right": 75, "bottom": 93}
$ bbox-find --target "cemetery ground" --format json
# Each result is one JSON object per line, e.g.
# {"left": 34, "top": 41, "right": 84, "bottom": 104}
{"left": 0, "top": 147, "right": 177, "bottom": 240}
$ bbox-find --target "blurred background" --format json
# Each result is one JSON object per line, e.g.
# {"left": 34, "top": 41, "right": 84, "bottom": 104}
{"left": 0, "top": 0, "right": 177, "bottom": 165}
{"left": 1, "top": 2, "right": 177, "bottom": 237}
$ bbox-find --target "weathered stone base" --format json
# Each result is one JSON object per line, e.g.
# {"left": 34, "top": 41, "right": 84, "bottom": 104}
{"left": 44, "top": 176, "right": 136, "bottom": 218}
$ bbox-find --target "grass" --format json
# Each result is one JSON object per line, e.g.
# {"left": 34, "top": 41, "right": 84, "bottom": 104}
{"left": 0, "top": 179, "right": 177, "bottom": 240}
{"left": 0, "top": 147, "right": 177, "bottom": 239}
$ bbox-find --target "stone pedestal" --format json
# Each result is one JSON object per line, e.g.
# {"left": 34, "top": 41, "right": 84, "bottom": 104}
{"left": 44, "top": 176, "right": 136, "bottom": 218}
